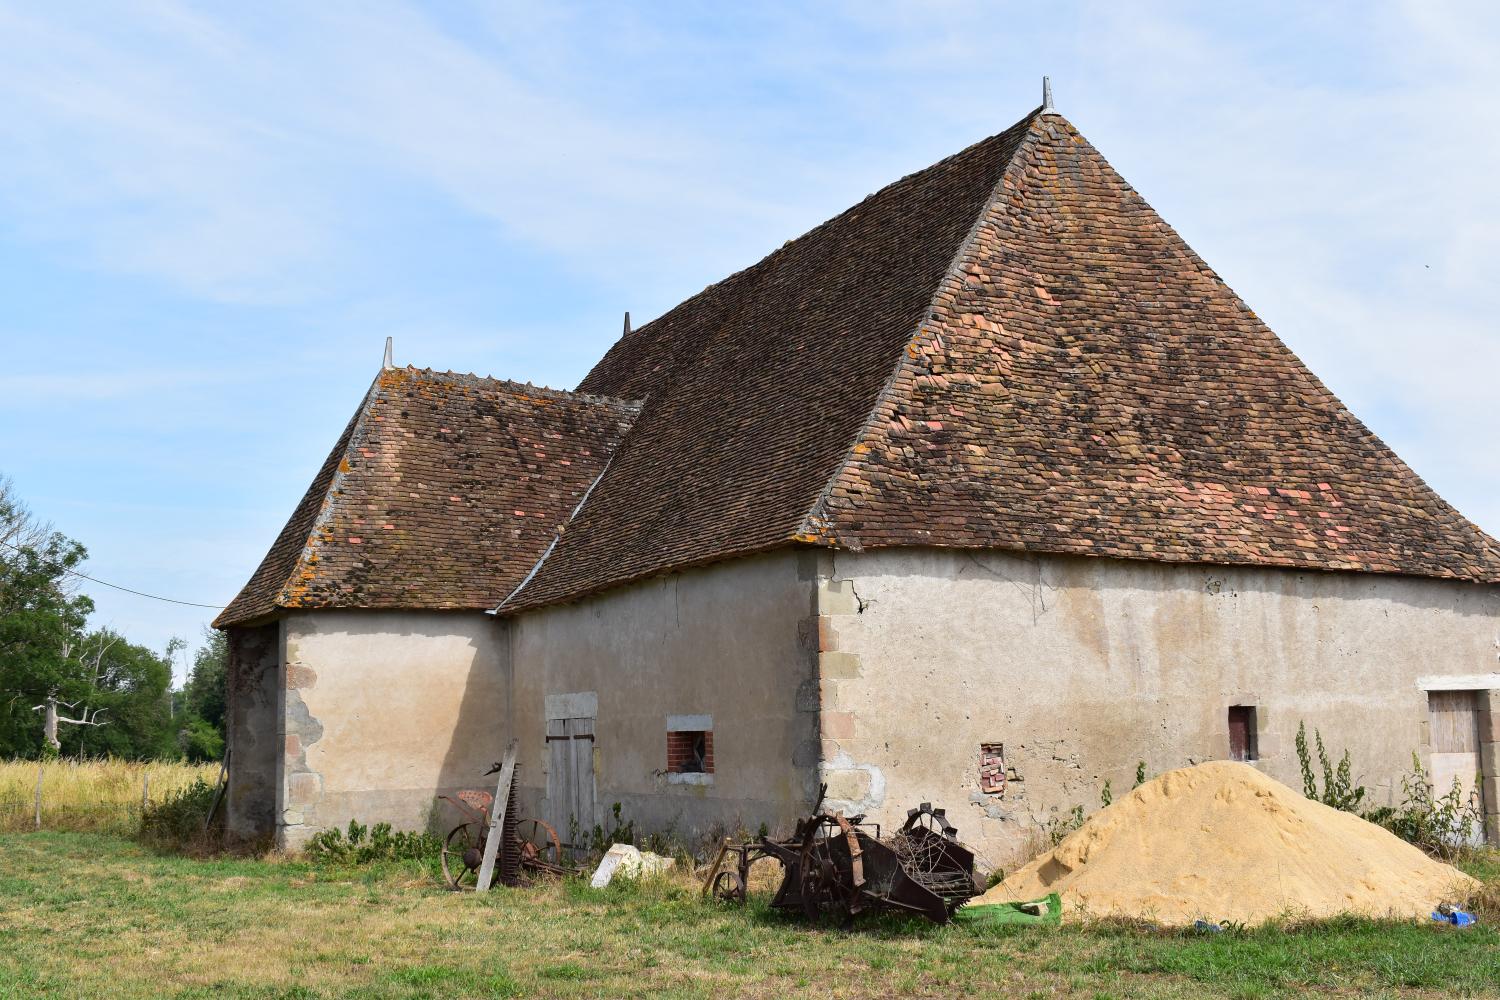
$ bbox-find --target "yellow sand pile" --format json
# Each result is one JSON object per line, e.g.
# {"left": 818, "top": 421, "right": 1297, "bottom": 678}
{"left": 982, "top": 761, "right": 1477, "bottom": 925}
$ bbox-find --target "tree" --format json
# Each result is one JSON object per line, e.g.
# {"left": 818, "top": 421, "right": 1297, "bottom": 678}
{"left": 0, "top": 477, "right": 208, "bottom": 760}
{"left": 0, "top": 476, "right": 95, "bottom": 757}
{"left": 182, "top": 628, "right": 227, "bottom": 737}
{"left": 174, "top": 629, "right": 227, "bottom": 761}
{"left": 54, "top": 629, "right": 177, "bottom": 759}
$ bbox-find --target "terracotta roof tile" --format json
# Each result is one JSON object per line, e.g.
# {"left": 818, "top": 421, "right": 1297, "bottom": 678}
{"left": 503, "top": 107, "right": 1498, "bottom": 610}
{"left": 803, "top": 114, "right": 1500, "bottom": 583}
{"left": 214, "top": 368, "right": 639, "bottom": 626}
{"left": 228, "top": 102, "right": 1499, "bottom": 625}
{"left": 497, "top": 115, "right": 1039, "bottom": 611}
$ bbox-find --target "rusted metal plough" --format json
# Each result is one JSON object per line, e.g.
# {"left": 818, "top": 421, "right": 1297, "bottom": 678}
{"left": 703, "top": 789, "right": 981, "bottom": 925}
{"left": 438, "top": 761, "right": 571, "bottom": 889}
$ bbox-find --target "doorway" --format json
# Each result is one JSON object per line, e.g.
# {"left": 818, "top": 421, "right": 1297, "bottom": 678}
{"left": 1427, "top": 689, "right": 1485, "bottom": 845}
{"left": 545, "top": 711, "right": 596, "bottom": 855}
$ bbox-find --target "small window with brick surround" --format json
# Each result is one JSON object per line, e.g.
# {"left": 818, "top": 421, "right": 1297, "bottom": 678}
{"left": 667, "top": 730, "right": 712, "bottom": 773}
{"left": 665, "top": 714, "right": 714, "bottom": 777}
{"left": 1228, "top": 706, "right": 1258, "bottom": 762}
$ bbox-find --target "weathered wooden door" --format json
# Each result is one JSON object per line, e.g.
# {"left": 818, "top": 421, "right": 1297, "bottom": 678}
{"left": 546, "top": 715, "right": 596, "bottom": 853}
{"left": 1428, "top": 690, "right": 1484, "bottom": 844}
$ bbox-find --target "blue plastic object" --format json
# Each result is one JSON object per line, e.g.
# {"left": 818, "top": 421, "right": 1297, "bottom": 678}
{"left": 1431, "top": 908, "right": 1476, "bottom": 928}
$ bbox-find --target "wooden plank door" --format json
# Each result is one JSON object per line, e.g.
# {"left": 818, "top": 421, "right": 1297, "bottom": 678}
{"left": 1428, "top": 690, "right": 1484, "bottom": 845}
{"left": 546, "top": 715, "right": 596, "bottom": 855}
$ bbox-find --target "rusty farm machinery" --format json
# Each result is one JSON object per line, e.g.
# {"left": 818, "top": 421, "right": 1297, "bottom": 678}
{"left": 702, "top": 789, "right": 981, "bottom": 925}
{"left": 438, "top": 754, "right": 572, "bottom": 890}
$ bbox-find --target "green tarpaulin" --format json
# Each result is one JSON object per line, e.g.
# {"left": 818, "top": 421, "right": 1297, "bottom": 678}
{"left": 953, "top": 893, "right": 1062, "bottom": 927}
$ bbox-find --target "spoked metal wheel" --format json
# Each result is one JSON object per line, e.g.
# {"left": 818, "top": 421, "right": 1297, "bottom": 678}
{"left": 513, "top": 817, "right": 563, "bottom": 872}
{"left": 441, "top": 822, "right": 483, "bottom": 890}
{"left": 711, "top": 868, "right": 745, "bottom": 903}
{"left": 798, "top": 816, "right": 853, "bottom": 920}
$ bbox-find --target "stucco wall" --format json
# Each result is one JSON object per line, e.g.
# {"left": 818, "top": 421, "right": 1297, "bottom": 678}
{"left": 813, "top": 548, "right": 1500, "bottom": 870}
{"left": 276, "top": 610, "right": 509, "bottom": 848}
{"left": 225, "top": 622, "right": 280, "bottom": 842}
{"left": 506, "top": 550, "right": 820, "bottom": 842}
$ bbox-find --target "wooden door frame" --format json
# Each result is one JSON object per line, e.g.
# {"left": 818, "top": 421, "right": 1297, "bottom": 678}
{"left": 1420, "top": 680, "right": 1499, "bottom": 846}
{"left": 544, "top": 692, "right": 599, "bottom": 853}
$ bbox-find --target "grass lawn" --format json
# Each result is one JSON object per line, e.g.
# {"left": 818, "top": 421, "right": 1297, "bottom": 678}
{"left": 1, "top": 832, "right": 1497, "bottom": 999}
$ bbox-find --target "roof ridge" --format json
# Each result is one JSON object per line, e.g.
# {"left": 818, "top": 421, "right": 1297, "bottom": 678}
{"left": 579, "top": 109, "right": 1046, "bottom": 398}
{"left": 796, "top": 113, "right": 1044, "bottom": 542}
{"left": 271, "top": 374, "right": 384, "bottom": 611}
{"left": 211, "top": 374, "right": 380, "bottom": 627}
{"left": 392, "top": 366, "right": 644, "bottom": 410}
{"left": 1042, "top": 122, "right": 1500, "bottom": 564}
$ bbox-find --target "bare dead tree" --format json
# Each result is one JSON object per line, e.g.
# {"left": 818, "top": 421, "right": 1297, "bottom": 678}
{"left": 28, "top": 633, "right": 119, "bottom": 753}
{"left": 31, "top": 696, "right": 108, "bottom": 753}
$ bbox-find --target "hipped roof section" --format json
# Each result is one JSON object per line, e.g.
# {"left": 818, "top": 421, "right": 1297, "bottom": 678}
{"left": 214, "top": 368, "right": 640, "bottom": 627}
{"left": 499, "top": 107, "right": 1499, "bottom": 612}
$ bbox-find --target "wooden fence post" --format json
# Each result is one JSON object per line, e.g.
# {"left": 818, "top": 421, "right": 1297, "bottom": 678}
{"left": 142, "top": 771, "right": 150, "bottom": 815}
{"left": 34, "top": 762, "right": 43, "bottom": 830}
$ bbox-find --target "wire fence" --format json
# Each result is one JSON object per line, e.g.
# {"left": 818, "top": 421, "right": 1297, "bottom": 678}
{"left": 0, "top": 758, "right": 220, "bottom": 835}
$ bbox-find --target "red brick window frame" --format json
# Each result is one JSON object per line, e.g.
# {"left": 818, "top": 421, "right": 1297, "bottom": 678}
{"left": 666, "top": 729, "right": 714, "bottom": 774}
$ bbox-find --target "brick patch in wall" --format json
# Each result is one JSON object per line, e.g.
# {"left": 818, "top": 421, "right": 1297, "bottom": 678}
{"left": 980, "top": 743, "right": 1006, "bottom": 796}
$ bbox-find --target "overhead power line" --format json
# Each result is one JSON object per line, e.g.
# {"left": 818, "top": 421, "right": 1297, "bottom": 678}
{"left": 0, "top": 538, "right": 225, "bottom": 609}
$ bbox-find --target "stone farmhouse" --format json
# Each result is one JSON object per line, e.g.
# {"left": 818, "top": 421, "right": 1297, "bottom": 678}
{"left": 216, "top": 92, "right": 1500, "bottom": 865}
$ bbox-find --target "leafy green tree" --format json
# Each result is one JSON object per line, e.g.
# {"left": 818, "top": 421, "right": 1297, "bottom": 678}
{"left": 178, "top": 717, "right": 225, "bottom": 762}
{"left": 0, "top": 477, "right": 95, "bottom": 757}
{"left": 1, "top": 477, "right": 224, "bottom": 761}
{"left": 54, "top": 629, "right": 177, "bottom": 759}
{"left": 169, "top": 628, "right": 228, "bottom": 761}
{"left": 181, "top": 628, "right": 227, "bottom": 739}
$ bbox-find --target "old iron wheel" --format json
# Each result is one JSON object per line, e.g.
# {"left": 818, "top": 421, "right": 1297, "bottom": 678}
{"left": 797, "top": 816, "right": 847, "bottom": 921}
{"left": 514, "top": 817, "right": 563, "bottom": 871}
{"left": 901, "top": 801, "right": 960, "bottom": 840}
{"left": 711, "top": 868, "right": 745, "bottom": 903}
{"left": 441, "top": 822, "right": 481, "bottom": 890}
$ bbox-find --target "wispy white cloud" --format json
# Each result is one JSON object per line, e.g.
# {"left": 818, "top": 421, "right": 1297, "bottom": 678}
{"left": 0, "top": 2, "right": 810, "bottom": 304}
{"left": 0, "top": 368, "right": 234, "bottom": 403}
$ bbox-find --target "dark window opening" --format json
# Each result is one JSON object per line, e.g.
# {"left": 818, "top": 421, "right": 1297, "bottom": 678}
{"left": 667, "top": 730, "right": 713, "bottom": 774}
{"left": 1228, "top": 706, "right": 1258, "bottom": 762}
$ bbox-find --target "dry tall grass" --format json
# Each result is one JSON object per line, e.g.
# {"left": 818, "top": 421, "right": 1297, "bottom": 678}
{"left": 0, "top": 758, "right": 220, "bottom": 834}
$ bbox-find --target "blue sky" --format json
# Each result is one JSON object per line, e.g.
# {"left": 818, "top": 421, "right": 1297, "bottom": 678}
{"left": 2, "top": 1, "right": 1497, "bottom": 681}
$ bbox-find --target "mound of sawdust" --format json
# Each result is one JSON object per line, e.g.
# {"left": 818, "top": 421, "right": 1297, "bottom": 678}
{"left": 981, "top": 761, "right": 1476, "bottom": 926}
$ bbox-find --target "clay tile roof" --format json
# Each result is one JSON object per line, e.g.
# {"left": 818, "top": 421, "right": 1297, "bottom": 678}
{"left": 495, "top": 114, "right": 1041, "bottom": 612}
{"left": 498, "top": 105, "right": 1499, "bottom": 611}
{"left": 214, "top": 368, "right": 640, "bottom": 627}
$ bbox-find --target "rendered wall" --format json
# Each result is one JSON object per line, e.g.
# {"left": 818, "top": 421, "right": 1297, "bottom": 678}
{"left": 225, "top": 623, "right": 280, "bottom": 842}
{"left": 812, "top": 548, "right": 1500, "bottom": 870}
{"left": 506, "top": 550, "right": 820, "bottom": 841}
{"left": 276, "top": 610, "right": 509, "bottom": 849}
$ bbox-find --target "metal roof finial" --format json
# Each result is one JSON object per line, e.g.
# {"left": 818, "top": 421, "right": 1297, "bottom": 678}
{"left": 622, "top": 311, "right": 632, "bottom": 338}
{"left": 382, "top": 336, "right": 393, "bottom": 370}
{"left": 1042, "top": 76, "right": 1055, "bottom": 114}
